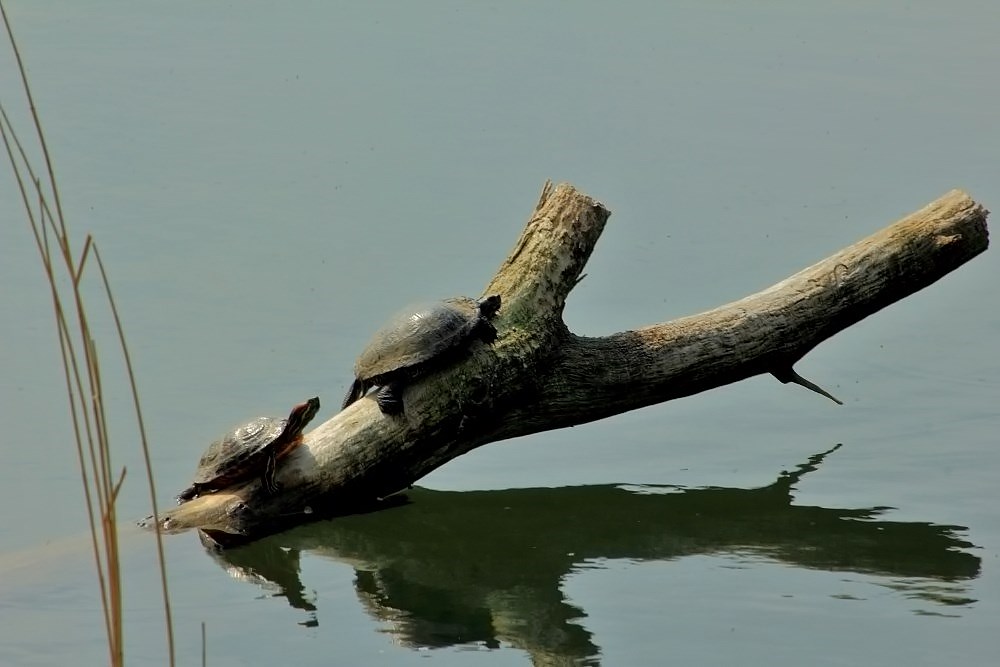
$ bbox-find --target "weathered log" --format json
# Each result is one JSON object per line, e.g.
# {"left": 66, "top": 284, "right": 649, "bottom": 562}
{"left": 151, "top": 184, "right": 989, "bottom": 540}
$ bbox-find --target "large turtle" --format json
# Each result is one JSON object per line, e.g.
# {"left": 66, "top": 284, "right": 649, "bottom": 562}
{"left": 342, "top": 295, "right": 501, "bottom": 414}
{"left": 176, "top": 396, "right": 320, "bottom": 503}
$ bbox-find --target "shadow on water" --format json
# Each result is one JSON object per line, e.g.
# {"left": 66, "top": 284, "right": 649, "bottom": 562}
{"left": 201, "top": 445, "right": 979, "bottom": 664}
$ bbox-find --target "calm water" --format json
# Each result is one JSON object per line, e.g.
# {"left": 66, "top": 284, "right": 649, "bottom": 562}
{"left": 2, "top": 1, "right": 999, "bottom": 665}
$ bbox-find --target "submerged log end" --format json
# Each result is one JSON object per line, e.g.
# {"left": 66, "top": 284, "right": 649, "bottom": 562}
{"left": 149, "top": 185, "right": 990, "bottom": 542}
{"left": 141, "top": 491, "right": 245, "bottom": 535}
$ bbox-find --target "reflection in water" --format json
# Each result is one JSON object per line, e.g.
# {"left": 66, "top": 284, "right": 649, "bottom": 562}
{"left": 199, "top": 532, "right": 319, "bottom": 627}
{"left": 201, "top": 445, "right": 979, "bottom": 664}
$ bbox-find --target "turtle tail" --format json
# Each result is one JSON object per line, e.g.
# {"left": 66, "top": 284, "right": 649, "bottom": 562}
{"left": 342, "top": 378, "right": 366, "bottom": 410}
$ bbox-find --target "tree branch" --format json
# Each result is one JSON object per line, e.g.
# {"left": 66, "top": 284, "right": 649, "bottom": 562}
{"left": 150, "top": 184, "right": 989, "bottom": 541}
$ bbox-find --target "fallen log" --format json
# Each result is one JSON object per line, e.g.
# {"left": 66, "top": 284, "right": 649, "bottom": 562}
{"left": 150, "top": 184, "right": 989, "bottom": 541}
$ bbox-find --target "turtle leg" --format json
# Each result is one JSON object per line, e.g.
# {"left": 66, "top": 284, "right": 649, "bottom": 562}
{"left": 375, "top": 383, "right": 404, "bottom": 415}
{"left": 261, "top": 452, "right": 281, "bottom": 495}
{"left": 176, "top": 484, "right": 201, "bottom": 504}
{"left": 342, "top": 378, "right": 368, "bottom": 410}
{"left": 477, "top": 320, "right": 498, "bottom": 344}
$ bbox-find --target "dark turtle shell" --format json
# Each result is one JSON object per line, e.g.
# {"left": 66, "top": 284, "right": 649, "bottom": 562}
{"left": 176, "top": 397, "right": 320, "bottom": 503}
{"left": 342, "top": 295, "right": 501, "bottom": 414}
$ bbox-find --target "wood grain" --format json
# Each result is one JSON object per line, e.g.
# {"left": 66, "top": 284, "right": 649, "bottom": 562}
{"left": 152, "top": 185, "right": 989, "bottom": 541}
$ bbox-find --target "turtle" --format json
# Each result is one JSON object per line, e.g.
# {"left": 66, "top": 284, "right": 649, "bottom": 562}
{"left": 176, "top": 396, "right": 320, "bottom": 503}
{"left": 342, "top": 294, "right": 501, "bottom": 415}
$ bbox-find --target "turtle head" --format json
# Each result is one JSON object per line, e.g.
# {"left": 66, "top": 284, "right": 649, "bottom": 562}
{"left": 287, "top": 396, "right": 321, "bottom": 435}
{"left": 478, "top": 294, "right": 501, "bottom": 319}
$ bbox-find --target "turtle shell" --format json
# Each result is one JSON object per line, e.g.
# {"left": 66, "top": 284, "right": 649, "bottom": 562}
{"left": 176, "top": 397, "right": 319, "bottom": 502}
{"left": 342, "top": 295, "right": 501, "bottom": 410}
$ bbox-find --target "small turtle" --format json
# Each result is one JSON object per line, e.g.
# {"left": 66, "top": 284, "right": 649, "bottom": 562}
{"left": 342, "top": 295, "right": 501, "bottom": 414}
{"left": 176, "top": 397, "right": 320, "bottom": 503}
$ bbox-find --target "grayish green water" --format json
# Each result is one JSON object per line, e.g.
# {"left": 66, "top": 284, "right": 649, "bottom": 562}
{"left": 2, "top": 1, "right": 999, "bottom": 665}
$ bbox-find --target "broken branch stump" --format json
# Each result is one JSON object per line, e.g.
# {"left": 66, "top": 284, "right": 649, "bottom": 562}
{"left": 153, "top": 184, "right": 989, "bottom": 540}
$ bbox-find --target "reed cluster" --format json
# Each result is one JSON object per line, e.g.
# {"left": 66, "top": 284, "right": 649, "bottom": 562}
{"left": 1, "top": 4, "right": 175, "bottom": 665}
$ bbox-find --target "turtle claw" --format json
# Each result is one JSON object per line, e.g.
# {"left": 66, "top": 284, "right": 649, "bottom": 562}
{"left": 375, "top": 384, "right": 404, "bottom": 415}
{"left": 261, "top": 454, "right": 281, "bottom": 495}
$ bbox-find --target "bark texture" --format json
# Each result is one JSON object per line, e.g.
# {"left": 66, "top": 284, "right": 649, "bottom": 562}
{"left": 151, "top": 184, "right": 989, "bottom": 540}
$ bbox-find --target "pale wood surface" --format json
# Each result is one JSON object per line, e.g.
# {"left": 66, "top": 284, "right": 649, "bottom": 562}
{"left": 151, "top": 184, "right": 989, "bottom": 540}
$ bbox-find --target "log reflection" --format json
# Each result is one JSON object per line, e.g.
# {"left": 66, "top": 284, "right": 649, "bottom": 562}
{"left": 200, "top": 445, "right": 979, "bottom": 664}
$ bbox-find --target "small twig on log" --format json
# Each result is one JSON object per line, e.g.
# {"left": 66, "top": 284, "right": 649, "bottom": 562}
{"left": 150, "top": 185, "right": 989, "bottom": 540}
{"left": 771, "top": 366, "right": 843, "bottom": 405}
